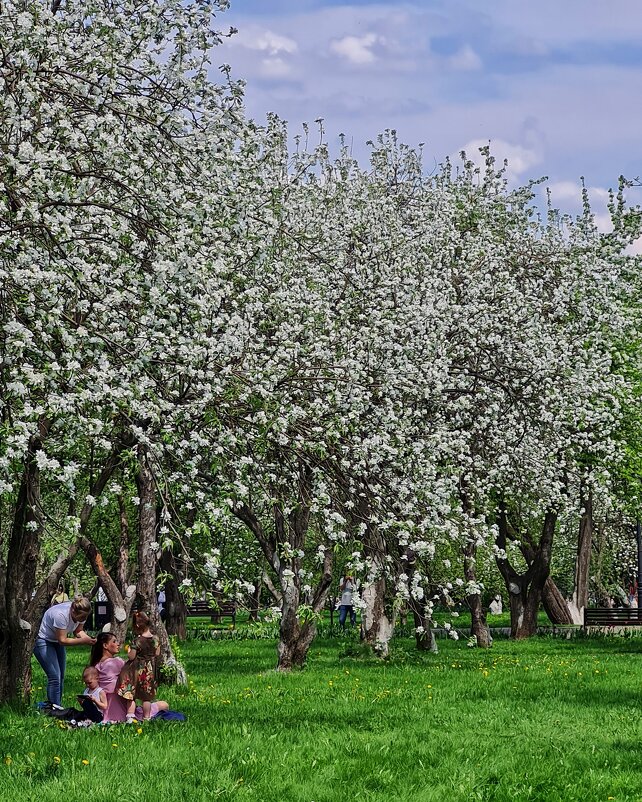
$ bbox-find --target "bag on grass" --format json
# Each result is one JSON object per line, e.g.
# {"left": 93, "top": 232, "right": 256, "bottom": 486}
{"left": 153, "top": 709, "right": 186, "bottom": 722}
{"left": 38, "top": 702, "right": 84, "bottom": 722}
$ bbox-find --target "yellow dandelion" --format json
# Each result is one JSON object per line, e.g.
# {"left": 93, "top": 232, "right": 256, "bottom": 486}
{"left": 82, "top": 759, "right": 89, "bottom": 766}
{"left": 137, "top": 728, "right": 143, "bottom": 734}
{"left": 112, "top": 743, "right": 118, "bottom": 749}
{"left": 53, "top": 756, "right": 61, "bottom": 764}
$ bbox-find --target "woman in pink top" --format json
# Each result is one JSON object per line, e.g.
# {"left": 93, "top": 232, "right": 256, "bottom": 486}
{"left": 89, "top": 632, "right": 168, "bottom": 722}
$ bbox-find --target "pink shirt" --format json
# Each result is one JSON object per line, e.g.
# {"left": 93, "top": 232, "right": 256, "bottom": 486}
{"left": 96, "top": 656, "right": 160, "bottom": 722}
{"left": 96, "top": 657, "right": 125, "bottom": 693}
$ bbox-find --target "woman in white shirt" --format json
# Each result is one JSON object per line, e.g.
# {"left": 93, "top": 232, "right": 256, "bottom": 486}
{"left": 33, "top": 596, "right": 95, "bottom": 706}
{"left": 339, "top": 576, "right": 357, "bottom": 630}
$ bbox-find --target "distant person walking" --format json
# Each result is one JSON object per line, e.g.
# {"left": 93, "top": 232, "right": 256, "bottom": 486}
{"left": 489, "top": 594, "right": 503, "bottom": 615}
{"left": 50, "top": 581, "right": 69, "bottom": 606}
{"left": 339, "top": 575, "right": 357, "bottom": 630}
{"left": 34, "top": 596, "right": 95, "bottom": 706}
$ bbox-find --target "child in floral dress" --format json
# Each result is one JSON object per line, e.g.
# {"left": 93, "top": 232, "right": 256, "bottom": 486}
{"left": 117, "top": 611, "right": 161, "bottom": 720}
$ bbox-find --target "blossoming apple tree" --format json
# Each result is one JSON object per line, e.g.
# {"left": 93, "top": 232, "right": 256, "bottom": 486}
{"left": 0, "top": 0, "right": 249, "bottom": 702}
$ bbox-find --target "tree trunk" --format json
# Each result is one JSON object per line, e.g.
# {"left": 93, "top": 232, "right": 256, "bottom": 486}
{"left": 160, "top": 549, "right": 187, "bottom": 640}
{"left": 463, "top": 540, "right": 491, "bottom": 648}
{"left": 277, "top": 582, "right": 317, "bottom": 670}
{"left": 357, "top": 490, "right": 394, "bottom": 657}
{"left": 506, "top": 578, "right": 542, "bottom": 639}
{"left": 361, "top": 574, "right": 395, "bottom": 657}
{"left": 496, "top": 507, "right": 557, "bottom": 639}
{"left": 277, "top": 514, "right": 333, "bottom": 670}
{"left": 136, "top": 445, "right": 186, "bottom": 684}
{"left": 542, "top": 577, "right": 574, "bottom": 625}
{"left": 248, "top": 570, "right": 262, "bottom": 622}
{"left": 0, "top": 426, "right": 59, "bottom": 704}
{"left": 0, "top": 631, "right": 34, "bottom": 706}
{"left": 401, "top": 547, "right": 438, "bottom": 653}
{"left": 519, "top": 534, "right": 574, "bottom": 626}
{"left": 235, "top": 458, "right": 327, "bottom": 671}
{"left": 469, "top": 593, "right": 491, "bottom": 647}
{"left": 567, "top": 486, "right": 593, "bottom": 625}
{"left": 261, "top": 569, "right": 282, "bottom": 605}
{"left": 115, "top": 495, "right": 131, "bottom": 595}
{"left": 412, "top": 610, "right": 438, "bottom": 652}
{"left": 0, "top": 434, "right": 130, "bottom": 702}
{"left": 78, "top": 535, "right": 136, "bottom": 642}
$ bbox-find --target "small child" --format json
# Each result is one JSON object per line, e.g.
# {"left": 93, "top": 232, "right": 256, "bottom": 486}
{"left": 82, "top": 666, "right": 107, "bottom": 712}
{"left": 117, "top": 610, "right": 161, "bottom": 721}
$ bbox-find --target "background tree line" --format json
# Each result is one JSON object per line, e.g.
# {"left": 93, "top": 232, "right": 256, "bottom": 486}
{"left": 1, "top": 0, "right": 641, "bottom": 703}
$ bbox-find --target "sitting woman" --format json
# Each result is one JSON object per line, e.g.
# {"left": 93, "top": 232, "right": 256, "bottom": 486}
{"left": 89, "top": 632, "right": 168, "bottom": 723}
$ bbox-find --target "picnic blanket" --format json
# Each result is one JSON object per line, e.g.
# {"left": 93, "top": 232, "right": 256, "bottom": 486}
{"left": 37, "top": 701, "right": 186, "bottom": 725}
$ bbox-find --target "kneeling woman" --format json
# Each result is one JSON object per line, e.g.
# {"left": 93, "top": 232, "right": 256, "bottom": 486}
{"left": 34, "top": 596, "right": 95, "bottom": 706}
{"left": 89, "top": 632, "right": 168, "bottom": 722}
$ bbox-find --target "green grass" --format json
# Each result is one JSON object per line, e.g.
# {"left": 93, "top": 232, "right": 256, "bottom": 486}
{"left": 2, "top": 634, "right": 642, "bottom": 801}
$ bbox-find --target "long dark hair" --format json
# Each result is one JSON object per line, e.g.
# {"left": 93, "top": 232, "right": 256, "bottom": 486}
{"left": 90, "top": 631, "right": 117, "bottom": 666}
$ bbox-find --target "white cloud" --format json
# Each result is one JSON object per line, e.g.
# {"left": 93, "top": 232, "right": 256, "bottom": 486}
{"left": 217, "top": 2, "right": 642, "bottom": 203}
{"left": 458, "top": 138, "right": 541, "bottom": 179}
{"left": 548, "top": 182, "right": 616, "bottom": 232}
{"left": 548, "top": 181, "right": 581, "bottom": 201}
{"left": 259, "top": 57, "right": 293, "bottom": 78}
{"left": 548, "top": 181, "right": 611, "bottom": 207}
{"left": 330, "top": 33, "right": 383, "bottom": 65}
{"left": 448, "top": 45, "right": 482, "bottom": 71}
{"left": 236, "top": 29, "right": 298, "bottom": 56}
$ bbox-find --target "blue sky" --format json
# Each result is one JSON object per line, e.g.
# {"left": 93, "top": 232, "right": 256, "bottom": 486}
{"left": 215, "top": 0, "right": 642, "bottom": 235}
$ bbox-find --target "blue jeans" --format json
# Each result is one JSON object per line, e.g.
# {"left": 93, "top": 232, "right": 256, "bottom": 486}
{"left": 339, "top": 605, "right": 356, "bottom": 629}
{"left": 33, "top": 638, "right": 66, "bottom": 706}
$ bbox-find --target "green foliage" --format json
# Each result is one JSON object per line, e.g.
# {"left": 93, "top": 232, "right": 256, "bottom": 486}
{"left": 158, "top": 636, "right": 184, "bottom": 684}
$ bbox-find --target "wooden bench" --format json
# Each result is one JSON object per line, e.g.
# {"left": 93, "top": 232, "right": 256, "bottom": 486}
{"left": 187, "top": 600, "right": 236, "bottom": 627}
{"left": 583, "top": 608, "right": 642, "bottom": 629}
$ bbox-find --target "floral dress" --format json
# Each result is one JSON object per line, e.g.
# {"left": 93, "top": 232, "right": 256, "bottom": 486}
{"left": 117, "top": 635, "right": 159, "bottom": 703}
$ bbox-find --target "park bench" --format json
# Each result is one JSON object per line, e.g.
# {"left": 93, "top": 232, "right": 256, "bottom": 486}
{"left": 583, "top": 608, "right": 642, "bottom": 630}
{"left": 186, "top": 600, "right": 236, "bottom": 627}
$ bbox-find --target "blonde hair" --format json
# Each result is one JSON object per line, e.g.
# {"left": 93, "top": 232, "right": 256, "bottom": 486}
{"left": 82, "top": 665, "right": 98, "bottom": 682}
{"left": 71, "top": 596, "right": 91, "bottom": 620}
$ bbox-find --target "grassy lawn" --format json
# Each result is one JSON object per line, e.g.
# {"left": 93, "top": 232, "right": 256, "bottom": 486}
{"left": 2, "top": 633, "right": 642, "bottom": 801}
